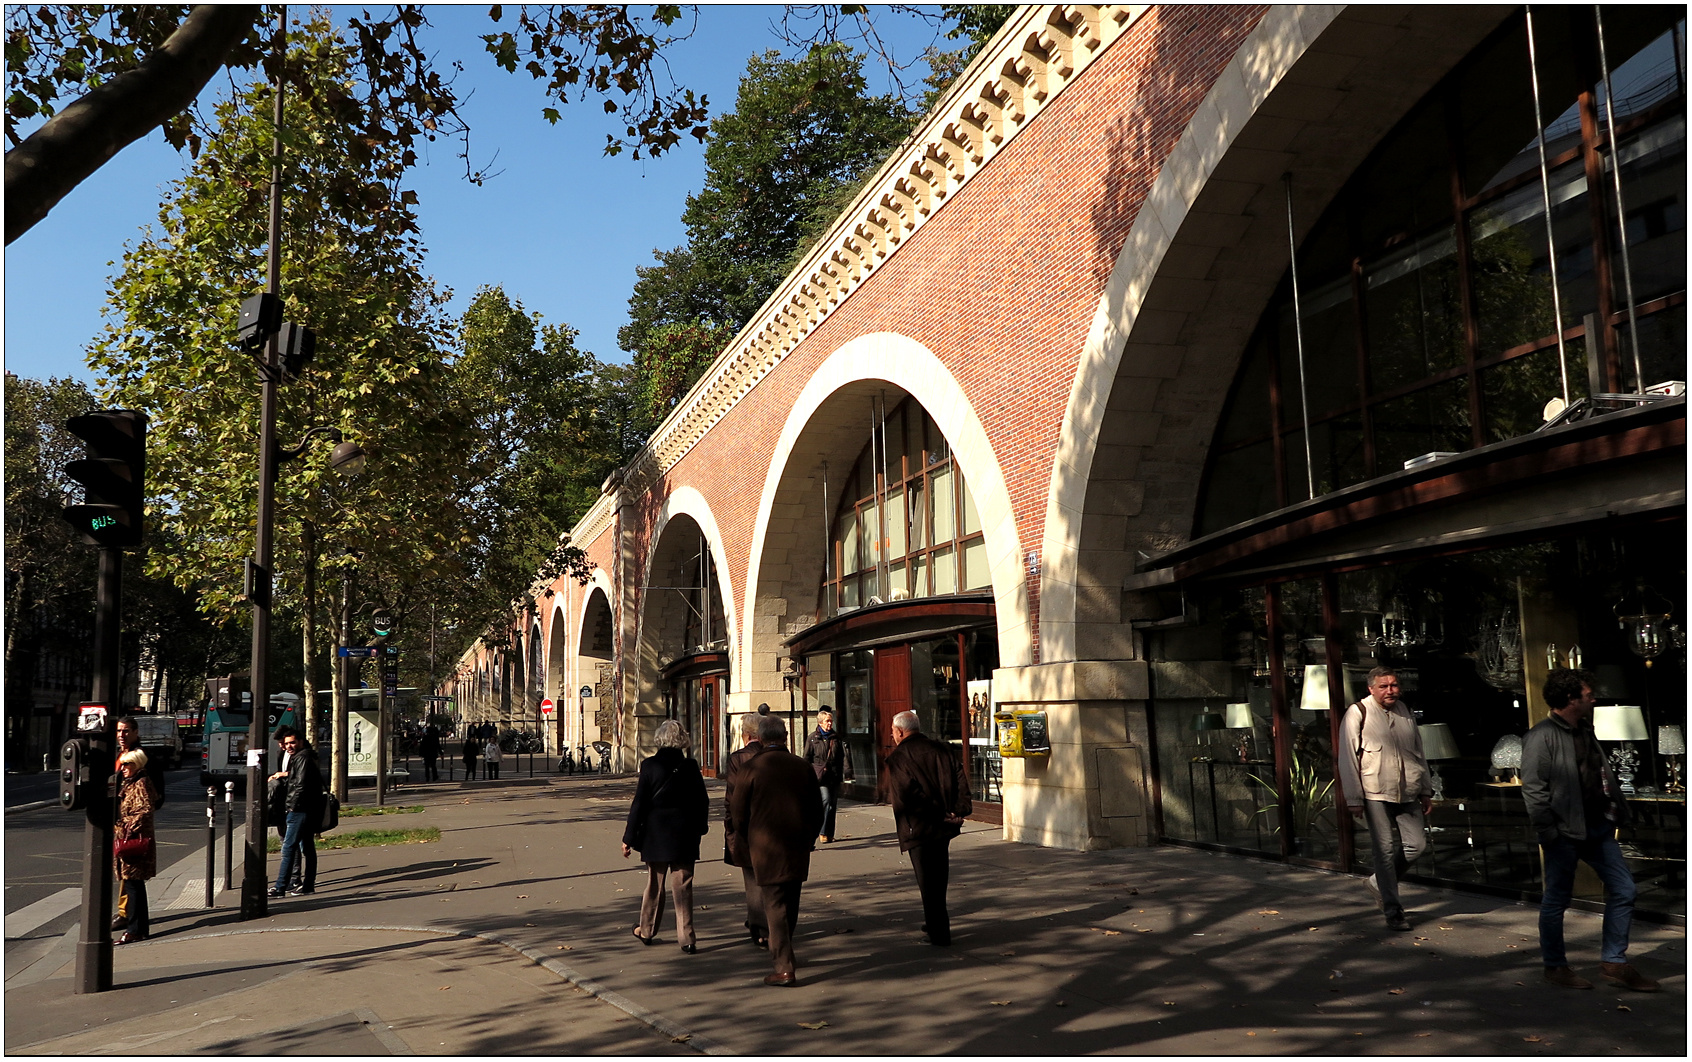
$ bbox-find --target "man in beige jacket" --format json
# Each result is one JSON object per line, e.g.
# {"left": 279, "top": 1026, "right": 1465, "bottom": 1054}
{"left": 1338, "top": 666, "right": 1431, "bottom": 932}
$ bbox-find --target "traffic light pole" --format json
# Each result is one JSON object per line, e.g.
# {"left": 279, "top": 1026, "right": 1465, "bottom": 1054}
{"left": 242, "top": 10, "right": 286, "bottom": 921}
{"left": 74, "top": 546, "right": 121, "bottom": 994}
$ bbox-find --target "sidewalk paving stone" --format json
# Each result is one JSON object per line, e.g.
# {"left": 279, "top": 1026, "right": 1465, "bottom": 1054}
{"left": 6, "top": 773, "right": 1682, "bottom": 1055}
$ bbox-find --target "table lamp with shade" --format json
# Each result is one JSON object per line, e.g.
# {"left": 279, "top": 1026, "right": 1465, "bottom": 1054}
{"left": 1191, "top": 708, "right": 1225, "bottom": 758}
{"left": 1593, "top": 705, "right": 1648, "bottom": 794}
{"left": 1225, "top": 702, "right": 1254, "bottom": 761}
{"left": 1489, "top": 733, "right": 1523, "bottom": 782}
{"left": 1418, "top": 723, "right": 1460, "bottom": 801}
{"left": 1657, "top": 724, "right": 1684, "bottom": 792}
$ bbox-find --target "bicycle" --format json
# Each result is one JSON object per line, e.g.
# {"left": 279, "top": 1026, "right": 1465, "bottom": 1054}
{"left": 592, "top": 740, "right": 612, "bottom": 775}
{"left": 557, "top": 747, "right": 575, "bottom": 774}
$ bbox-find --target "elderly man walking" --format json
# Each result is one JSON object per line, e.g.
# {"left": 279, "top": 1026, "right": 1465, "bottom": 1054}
{"left": 728, "top": 715, "right": 823, "bottom": 986}
{"left": 1523, "top": 668, "right": 1658, "bottom": 992}
{"left": 883, "top": 710, "right": 972, "bottom": 946}
{"left": 1338, "top": 666, "right": 1431, "bottom": 932}
{"left": 722, "top": 713, "right": 767, "bottom": 947}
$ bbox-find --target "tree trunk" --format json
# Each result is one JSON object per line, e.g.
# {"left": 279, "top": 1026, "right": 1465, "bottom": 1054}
{"left": 4, "top": 5, "right": 260, "bottom": 244}
{"left": 301, "top": 520, "right": 319, "bottom": 746}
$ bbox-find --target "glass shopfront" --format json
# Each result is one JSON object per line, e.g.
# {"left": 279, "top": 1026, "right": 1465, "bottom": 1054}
{"left": 1151, "top": 521, "right": 1686, "bottom": 918}
{"left": 663, "top": 655, "right": 727, "bottom": 776}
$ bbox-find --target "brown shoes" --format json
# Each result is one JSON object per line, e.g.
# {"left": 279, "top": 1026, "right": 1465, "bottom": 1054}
{"left": 1600, "top": 962, "right": 1661, "bottom": 992}
{"left": 763, "top": 972, "right": 797, "bottom": 987}
{"left": 1543, "top": 965, "right": 1593, "bottom": 989}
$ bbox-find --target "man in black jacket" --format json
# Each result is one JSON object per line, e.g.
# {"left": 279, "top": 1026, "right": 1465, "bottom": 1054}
{"left": 882, "top": 710, "right": 971, "bottom": 946}
{"left": 268, "top": 726, "right": 324, "bottom": 897}
{"left": 803, "top": 708, "right": 853, "bottom": 842}
{"left": 722, "top": 713, "right": 767, "bottom": 947}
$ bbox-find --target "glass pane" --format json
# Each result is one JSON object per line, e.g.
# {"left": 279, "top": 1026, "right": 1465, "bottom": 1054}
{"left": 1371, "top": 378, "right": 1473, "bottom": 473}
{"left": 884, "top": 408, "right": 906, "bottom": 482}
{"left": 1456, "top": 10, "right": 1584, "bottom": 199}
{"left": 1279, "top": 275, "right": 1360, "bottom": 424}
{"left": 960, "top": 477, "right": 981, "bottom": 535}
{"left": 842, "top": 511, "right": 860, "bottom": 574}
{"left": 964, "top": 627, "right": 1002, "bottom": 804}
{"left": 889, "top": 560, "right": 906, "bottom": 599}
{"left": 962, "top": 537, "right": 989, "bottom": 591}
{"left": 1468, "top": 159, "right": 1596, "bottom": 357}
{"left": 1354, "top": 102, "right": 1454, "bottom": 251}
{"left": 932, "top": 465, "right": 955, "bottom": 542}
{"left": 838, "top": 651, "right": 877, "bottom": 790}
{"left": 909, "top": 636, "right": 960, "bottom": 753}
{"left": 933, "top": 545, "right": 957, "bottom": 596}
{"left": 909, "top": 478, "right": 927, "bottom": 550}
{"left": 1198, "top": 440, "right": 1278, "bottom": 536}
{"left": 1480, "top": 347, "right": 1591, "bottom": 445}
{"left": 912, "top": 554, "right": 929, "bottom": 599}
{"left": 886, "top": 487, "right": 906, "bottom": 557}
{"left": 1630, "top": 302, "right": 1686, "bottom": 391}
{"left": 1284, "top": 419, "right": 1366, "bottom": 505}
{"left": 925, "top": 412, "right": 949, "bottom": 464}
{"left": 864, "top": 497, "right": 881, "bottom": 573}
{"left": 841, "top": 576, "right": 860, "bottom": 609}
{"left": 1146, "top": 584, "right": 1277, "bottom": 855}
{"left": 1276, "top": 578, "right": 1340, "bottom": 863}
{"left": 1593, "top": 12, "right": 1687, "bottom": 125}
{"left": 1363, "top": 226, "right": 1465, "bottom": 394}
{"left": 1607, "top": 114, "right": 1687, "bottom": 314}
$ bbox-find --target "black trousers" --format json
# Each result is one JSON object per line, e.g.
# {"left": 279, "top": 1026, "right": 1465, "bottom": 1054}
{"left": 422, "top": 755, "right": 438, "bottom": 781}
{"left": 120, "top": 878, "right": 149, "bottom": 938}
{"left": 908, "top": 839, "right": 952, "bottom": 943}
{"left": 759, "top": 881, "right": 803, "bottom": 976}
{"left": 742, "top": 867, "right": 767, "bottom": 937}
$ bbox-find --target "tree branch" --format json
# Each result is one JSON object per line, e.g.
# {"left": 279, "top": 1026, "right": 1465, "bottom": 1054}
{"left": 4, "top": 4, "right": 260, "bottom": 245}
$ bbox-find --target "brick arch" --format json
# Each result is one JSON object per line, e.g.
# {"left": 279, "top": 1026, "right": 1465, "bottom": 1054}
{"left": 631, "top": 488, "right": 735, "bottom": 746}
{"left": 742, "top": 331, "right": 1029, "bottom": 712}
{"left": 1038, "top": 4, "right": 1512, "bottom": 662}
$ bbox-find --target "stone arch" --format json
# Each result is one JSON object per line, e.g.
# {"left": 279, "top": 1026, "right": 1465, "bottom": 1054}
{"left": 573, "top": 573, "right": 617, "bottom": 752}
{"left": 743, "top": 331, "right": 1028, "bottom": 714}
{"left": 1039, "top": 5, "right": 1514, "bottom": 662}
{"left": 632, "top": 490, "right": 734, "bottom": 755}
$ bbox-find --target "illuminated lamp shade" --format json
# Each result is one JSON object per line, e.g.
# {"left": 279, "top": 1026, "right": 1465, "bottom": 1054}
{"left": 1593, "top": 706, "right": 1648, "bottom": 742}
{"left": 1659, "top": 725, "right": 1687, "bottom": 756}
{"left": 1489, "top": 734, "right": 1523, "bottom": 770}
{"left": 1224, "top": 702, "right": 1254, "bottom": 729}
{"left": 1299, "top": 665, "right": 1332, "bottom": 712}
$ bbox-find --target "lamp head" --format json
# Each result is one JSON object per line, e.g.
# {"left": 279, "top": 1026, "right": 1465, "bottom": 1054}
{"left": 329, "top": 439, "right": 366, "bottom": 477}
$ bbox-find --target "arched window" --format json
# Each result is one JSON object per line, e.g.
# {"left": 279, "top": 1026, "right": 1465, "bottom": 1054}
{"left": 1197, "top": 7, "right": 1685, "bottom": 536}
{"left": 823, "top": 398, "right": 990, "bottom": 614}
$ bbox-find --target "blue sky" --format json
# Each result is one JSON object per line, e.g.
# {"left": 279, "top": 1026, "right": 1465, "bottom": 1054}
{"left": 3, "top": 6, "right": 951, "bottom": 384}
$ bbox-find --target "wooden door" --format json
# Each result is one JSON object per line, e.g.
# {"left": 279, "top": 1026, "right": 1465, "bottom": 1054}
{"left": 873, "top": 645, "right": 912, "bottom": 769}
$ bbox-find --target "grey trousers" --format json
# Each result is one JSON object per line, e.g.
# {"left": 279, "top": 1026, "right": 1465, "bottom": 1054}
{"left": 1363, "top": 799, "right": 1427, "bottom": 918}
{"left": 638, "top": 861, "right": 695, "bottom": 946}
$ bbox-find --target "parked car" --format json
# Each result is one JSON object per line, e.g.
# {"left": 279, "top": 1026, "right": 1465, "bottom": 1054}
{"left": 133, "top": 715, "right": 183, "bottom": 770}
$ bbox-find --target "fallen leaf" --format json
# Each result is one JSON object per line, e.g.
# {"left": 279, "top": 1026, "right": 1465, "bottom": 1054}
{"left": 524, "top": 923, "right": 536, "bottom": 927}
{"left": 1103, "top": 930, "right": 1122, "bottom": 936}
{"left": 1054, "top": 1001, "right": 1067, "bottom": 1007}
{"left": 1617, "top": 1004, "right": 1631, "bottom": 1012}
{"left": 1307, "top": 927, "right": 1319, "bottom": 932}
{"left": 1163, "top": 1001, "right": 1176, "bottom": 1007}
{"left": 1258, "top": 909, "right": 1279, "bottom": 915}
{"left": 1439, "top": 926, "right": 1453, "bottom": 931}
{"left": 1388, "top": 988, "right": 1405, "bottom": 995}
{"left": 1416, "top": 1032, "right": 1431, "bottom": 1038}
{"left": 1523, "top": 1036, "right": 1542, "bottom": 1043}
{"left": 989, "top": 1000, "right": 1012, "bottom": 1007}
{"left": 517, "top": 894, "right": 528, "bottom": 899}
{"left": 438, "top": 986, "right": 451, "bottom": 991}
{"left": 1001, "top": 951, "right": 1016, "bottom": 957}
{"left": 671, "top": 1034, "right": 692, "bottom": 1043}
{"left": 797, "top": 1021, "right": 828, "bottom": 1030}
{"left": 1246, "top": 1031, "right": 1257, "bottom": 1037}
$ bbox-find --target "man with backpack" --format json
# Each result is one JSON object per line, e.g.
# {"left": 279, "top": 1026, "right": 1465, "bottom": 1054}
{"left": 1338, "top": 666, "right": 1431, "bottom": 932}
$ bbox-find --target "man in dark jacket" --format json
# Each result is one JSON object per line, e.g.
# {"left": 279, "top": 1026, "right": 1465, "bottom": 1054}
{"left": 804, "top": 708, "right": 853, "bottom": 843}
{"left": 722, "top": 714, "right": 767, "bottom": 946}
{"left": 267, "top": 727, "right": 324, "bottom": 897}
{"left": 1522, "top": 668, "right": 1657, "bottom": 992}
{"left": 882, "top": 710, "right": 971, "bottom": 946}
{"left": 728, "top": 715, "right": 823, "bottom": 986}
{"left": 420, "top": 725, "right": 441, "bottom": 782}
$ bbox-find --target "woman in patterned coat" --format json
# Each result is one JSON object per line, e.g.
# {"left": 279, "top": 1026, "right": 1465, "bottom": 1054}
{"left": 114, "top": 747, "right": 160, "bottom": 943}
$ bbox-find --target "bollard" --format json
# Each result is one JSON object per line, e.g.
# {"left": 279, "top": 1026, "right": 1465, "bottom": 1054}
{"left": 223, "top": 782, "right": 235, "bottom": 893}
{"left": 205, "top": 787, "right": 216, "bottom": 908}
{"left": 528, "top": 748, "right": 534, "bottom": 778}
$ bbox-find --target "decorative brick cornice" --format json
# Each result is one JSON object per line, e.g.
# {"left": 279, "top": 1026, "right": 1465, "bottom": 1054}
{"left": 624, "top": 4, "right": 1145, "bottom": 483}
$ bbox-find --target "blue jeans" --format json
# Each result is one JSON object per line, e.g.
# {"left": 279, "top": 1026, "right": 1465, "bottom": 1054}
{"left": 818, "top": 785, "right": 839, "bottom": 838}
{"left": 275, "top": 810, "right": 317, "bottom": 892}
{"left": 1539, "top": 827, "right": 1636, "bottom": 966}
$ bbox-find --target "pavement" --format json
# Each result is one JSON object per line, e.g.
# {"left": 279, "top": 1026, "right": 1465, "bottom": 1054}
{"left": 4, "top": 772, "right": 1684, "bottom": 1056}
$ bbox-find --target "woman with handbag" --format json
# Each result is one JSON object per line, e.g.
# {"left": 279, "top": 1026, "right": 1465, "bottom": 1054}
{"left": 621, "top": 720, "right": 709, "bottom": 953}
{"left": 113, "top": 748, "right": 159, "bottom": 944}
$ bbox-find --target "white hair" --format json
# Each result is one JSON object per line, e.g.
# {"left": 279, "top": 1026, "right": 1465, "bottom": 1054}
{"left": 654, "top": 719, "right": 691, "bottom": 751}
{"left": 892, "top": 710, "right": 920, "bottom": 733}
{"left": 756, "top": 715, "right": 787, "bottom": 744}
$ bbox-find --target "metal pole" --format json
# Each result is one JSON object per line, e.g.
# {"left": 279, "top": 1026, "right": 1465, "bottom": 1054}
{"left": 74, "top": 546, "right": 121, "bottom": 994}
{"left": 1524, "top": 5, "right": 1571, "bottom": 405}
{"left": 205, "top": 787, "right": 216, "bottom": 908}
{"left": 1593, "top": 5, "right": 1644, "bottom": 392}
{"left": 242, "top": 5, "right": 285, "bottom": 921}
{"left": 1282, "top": 172, "right": 1316, "bottom": 500}
{"left": 223, "top": 781, "right": 235, "bottom": 892}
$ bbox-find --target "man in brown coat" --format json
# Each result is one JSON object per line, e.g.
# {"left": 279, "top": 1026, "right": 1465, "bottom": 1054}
{"left": 882, "top": 710, "right": 971, "bottom": 946}
{"left": 721, "top": 713, "right": 767, "bottom": 947}
{"left": 728, "top": 715, "right": 824, "bottom": 986}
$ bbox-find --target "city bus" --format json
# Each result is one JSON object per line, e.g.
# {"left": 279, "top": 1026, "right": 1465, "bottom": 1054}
{"left": 199, "top": 692, "right": 301, "bottom": 789}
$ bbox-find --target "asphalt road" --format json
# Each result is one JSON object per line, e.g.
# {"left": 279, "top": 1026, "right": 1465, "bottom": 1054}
{"left": 4, "top": 768, "right": 245, "bottom": 919}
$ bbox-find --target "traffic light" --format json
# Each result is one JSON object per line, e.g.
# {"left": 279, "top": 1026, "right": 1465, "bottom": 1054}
{"left": 237, "top": 292, "right": 282, "bottom": 350}
{"left": 60, "top": 738, "right": 92, "bottom": 810}
{"left": 278, "top": 322, "right": 316, "bottom": 378}
{"left": 62, "top": 410, "right": 147, "bottom": 548}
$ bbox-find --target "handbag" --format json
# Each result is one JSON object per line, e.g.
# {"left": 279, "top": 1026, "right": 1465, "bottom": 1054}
{"left": 319, "top": 791, "right": 340, "bottom": 834}
{"left": 114, "top": 835, "right": 152, "bottom": 859}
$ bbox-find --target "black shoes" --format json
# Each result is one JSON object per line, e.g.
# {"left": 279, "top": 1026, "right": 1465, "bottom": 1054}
{"left": 680, "top": 943, "right": 698, "bottom": 954}
{"left": 632, "top": 927, "right": 655, "bottom": 945}
{"left": 763, "top": 972, "right": 796, "bottom": 987}
{"left": 1385, "top": 913, "right": 1412, "bottom": 932}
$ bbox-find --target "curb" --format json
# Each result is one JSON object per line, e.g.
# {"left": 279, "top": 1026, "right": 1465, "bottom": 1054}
{"left": 122, "top": 924, "right": 730, "bottom": 1055}
{"left": 7, "top": 799, "right": 60, "bottom": 813}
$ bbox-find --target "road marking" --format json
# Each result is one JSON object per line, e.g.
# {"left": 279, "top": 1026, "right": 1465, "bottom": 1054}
{"left": 167, "top": 879, "right": 224, "bottom": 910}
{"left": 4, "top": 887, "right": 79, "bottom": 939}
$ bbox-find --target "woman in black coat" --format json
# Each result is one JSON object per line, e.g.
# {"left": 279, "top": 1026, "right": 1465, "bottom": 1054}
{"left": 621, "top": 719, "right": 710, "bottom": 953}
